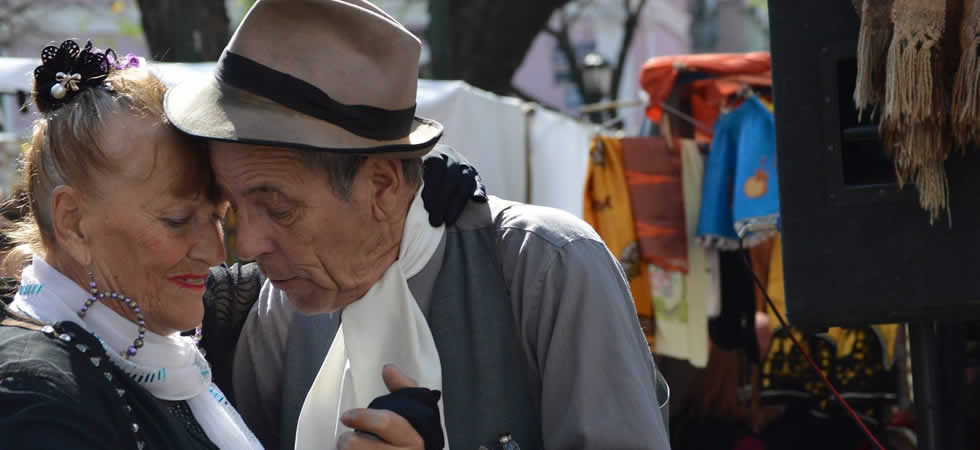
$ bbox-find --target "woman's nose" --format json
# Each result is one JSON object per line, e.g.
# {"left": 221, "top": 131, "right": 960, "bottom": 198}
{"left": 190, "top": 218, "right": 227, "bottom": 266}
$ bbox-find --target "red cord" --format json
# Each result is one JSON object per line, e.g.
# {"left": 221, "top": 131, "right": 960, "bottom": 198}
{"left": 738, "top": 251, "right": 887, "bottom": 450}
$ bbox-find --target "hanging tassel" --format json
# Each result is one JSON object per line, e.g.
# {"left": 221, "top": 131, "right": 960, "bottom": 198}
{"left": 953, "top": 0, "right": 980, "bottom": 149}
{"left": 854, "top": 0, "right": 894, "bottom": 118}
{"left": 881, "top": 0, "right": 952, "bottom": 224}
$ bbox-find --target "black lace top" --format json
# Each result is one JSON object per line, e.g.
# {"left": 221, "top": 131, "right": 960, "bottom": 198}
{"left": 199, "top": 263, "right": 265, "bottom": 406}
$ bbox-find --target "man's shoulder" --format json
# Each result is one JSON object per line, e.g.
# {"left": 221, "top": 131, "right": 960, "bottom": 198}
{"left": 457, "top": 196, "right": 602, "bottom": 250}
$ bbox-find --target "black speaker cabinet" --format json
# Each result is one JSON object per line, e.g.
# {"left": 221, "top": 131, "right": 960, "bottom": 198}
{"left": 768, "top": 1, "right": 980, "bottom": 330}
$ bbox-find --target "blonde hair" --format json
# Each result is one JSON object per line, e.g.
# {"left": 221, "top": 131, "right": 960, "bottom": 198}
{"left": 2, "top": 66, "right": 214, "bottom": 276}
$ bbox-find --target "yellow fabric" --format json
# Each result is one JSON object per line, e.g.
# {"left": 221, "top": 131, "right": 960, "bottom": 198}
{"left": 759, "top": 97, "right": 774, "bottom": 112}
{"left": 584, "top": 136, "right": 656, "bottom": 350}
{"left": 766, "top": 234, "right": 897, "bottom": 366}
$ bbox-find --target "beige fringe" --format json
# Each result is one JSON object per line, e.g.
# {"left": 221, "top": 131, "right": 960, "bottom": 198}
{"left": 882, "top": 0, "right": 951, "bottom": 224}
{"left": 854, "top": 0, "right": 894, "bottom": 117}
{"left": 953, "top": 0, "right": 980, "bottom": 149}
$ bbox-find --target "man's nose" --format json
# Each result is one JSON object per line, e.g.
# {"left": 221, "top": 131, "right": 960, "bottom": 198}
{"left": 234, "top": 212, "right": 274, "bottom": 262}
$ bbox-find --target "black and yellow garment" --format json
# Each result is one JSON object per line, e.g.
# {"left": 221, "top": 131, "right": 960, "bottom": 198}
{"left": 761, "top": 234, "right": 898, "bottom": 418}
{"left": 584, "top": 136, "right": 657, "bottom": 350}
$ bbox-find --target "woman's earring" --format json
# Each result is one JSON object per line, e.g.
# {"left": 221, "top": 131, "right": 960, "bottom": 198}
{"left": 78, "top": 271, "right": 146, "bottom": 360}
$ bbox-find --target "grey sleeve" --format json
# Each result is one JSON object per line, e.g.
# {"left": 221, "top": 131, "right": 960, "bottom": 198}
{"left": 510, "top": 237, "right": 671, "bottom": 450}
{"left": 232, "top": 281, "right": 295, "bottom": 449}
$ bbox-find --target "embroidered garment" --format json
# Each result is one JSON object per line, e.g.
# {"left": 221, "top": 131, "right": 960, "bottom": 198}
{"left": 584, "top": 136, "right": 657, "bottom": 350}
{"left": 762, "top": 234, "right": 898, "bottom": 416}
{"left": 696, "top": 96, "right": 778, "bottom": 249}
{"left": 295, "top": 187, "right": 447, "bottom": 450}
{"left": 10, "top": 257, "right": 261, "bottom": 449}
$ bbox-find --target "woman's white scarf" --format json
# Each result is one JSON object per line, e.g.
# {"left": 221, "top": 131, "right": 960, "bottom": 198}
{"left": 295, "top": 187, "right": 448, "bottom": 450}
{"left": 11, "top": 257, "right": 262, "bottom": 450}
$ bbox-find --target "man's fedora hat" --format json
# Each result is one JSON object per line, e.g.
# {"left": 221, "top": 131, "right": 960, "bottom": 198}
{"left": 164, "top": 0, "right": 442, "bottom": 157}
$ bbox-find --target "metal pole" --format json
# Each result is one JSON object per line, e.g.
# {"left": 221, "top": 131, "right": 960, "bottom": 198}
{"left": 909, "top": 321, "right": 967, "bottom": 450}
{"left": 909, "top": 321, "right": 942, "bottom": 450}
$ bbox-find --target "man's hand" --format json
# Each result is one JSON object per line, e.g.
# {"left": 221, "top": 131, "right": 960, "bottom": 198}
{"left": 337, "top": 365, "right": 425, "bottom": 450}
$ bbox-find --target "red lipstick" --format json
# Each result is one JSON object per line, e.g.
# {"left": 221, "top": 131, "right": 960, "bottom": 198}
{"left": 168, "top": 274, "right": 208, "bottom": 291}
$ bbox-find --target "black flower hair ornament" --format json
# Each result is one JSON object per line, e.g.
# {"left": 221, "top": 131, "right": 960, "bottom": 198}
{"left": 33, "top": 40, "right": 119, "bottom": 113}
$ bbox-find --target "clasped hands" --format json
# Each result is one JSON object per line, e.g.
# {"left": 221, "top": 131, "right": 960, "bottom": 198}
{"left": 337, "top": 364, "right": 427, "bottom": 450}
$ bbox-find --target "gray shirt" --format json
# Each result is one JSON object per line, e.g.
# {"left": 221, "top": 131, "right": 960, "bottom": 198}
{"left": 232, "top": 200, "right": 670, "bottom": 449}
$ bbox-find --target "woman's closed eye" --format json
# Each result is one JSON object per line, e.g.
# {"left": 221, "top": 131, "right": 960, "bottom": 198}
{"left": 161, "top": 215, "right": 193, "bottom": 229}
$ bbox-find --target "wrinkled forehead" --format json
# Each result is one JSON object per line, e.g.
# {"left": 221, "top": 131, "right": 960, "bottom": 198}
{"left": 208, "top": 141, "right": 312, "bottom": 194}
{"left": 99, "top": 113, "right": 218, "bottom": 203}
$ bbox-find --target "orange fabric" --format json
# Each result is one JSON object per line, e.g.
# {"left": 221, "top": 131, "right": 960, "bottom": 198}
{"left": 641, "top": 52, "right": 772, "bottom": 124}
{"left": 583, "top": 136, "right": 657, "bottom": 350}
{"left": 620, "top": 137, "right": 689, "bottom": 273}
{"left": 624, "top": 170, "right": 680, "bottom": 185}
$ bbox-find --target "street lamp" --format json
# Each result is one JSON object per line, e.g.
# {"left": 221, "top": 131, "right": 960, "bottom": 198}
{"left": 581, "top": 52, "right": 612, "bottom": 123}
{"left": 582, "top": 52, "right": 611, "bottom": 103}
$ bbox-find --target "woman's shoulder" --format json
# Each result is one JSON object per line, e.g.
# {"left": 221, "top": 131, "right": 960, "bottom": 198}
{"left": 0, "top": 311, "right": 145, "bottom": 449}
{"left": 0, "top": 312, "right": 101, "bottom": 396}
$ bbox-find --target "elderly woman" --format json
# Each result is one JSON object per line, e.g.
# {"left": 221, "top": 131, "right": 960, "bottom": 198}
{"left": 0, "top": 40, "right": 480, "bottom": 450}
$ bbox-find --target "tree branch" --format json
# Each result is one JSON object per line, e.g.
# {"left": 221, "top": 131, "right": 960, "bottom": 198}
{"left": 551, "top": 21, "right": 591, "bottom": 110}
{"left": 609, "top": 0, "right": 647, "bottom": 108}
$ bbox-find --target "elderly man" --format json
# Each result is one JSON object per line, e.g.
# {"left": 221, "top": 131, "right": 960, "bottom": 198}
{"left": 165, "top": 0, "right": 670, "bottom": 449}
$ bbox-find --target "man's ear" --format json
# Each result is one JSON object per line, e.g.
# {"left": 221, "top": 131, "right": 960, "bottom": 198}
{"left": 50, "top": 186, "right": 92, "bottom": 266}
{"left": 364, "top": 157, "right": 405, "bottom": 222}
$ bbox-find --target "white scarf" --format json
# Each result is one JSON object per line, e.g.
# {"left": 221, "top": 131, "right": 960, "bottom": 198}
{"left": 295, "top": 188, "right": 448, "bottom": 450}
{"left": 11, "top": 257, "right": 262, "bottom": 450}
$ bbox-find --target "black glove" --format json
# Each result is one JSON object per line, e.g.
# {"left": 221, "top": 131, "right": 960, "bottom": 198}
{"left": 421, "top": 151, "right": 488, "bottom": 227}
{"left": 364, "top": 387, "right": 445, "bottom": 450}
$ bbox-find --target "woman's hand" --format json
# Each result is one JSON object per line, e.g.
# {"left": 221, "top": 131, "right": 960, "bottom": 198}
{"left": 421, "top": 151, "right": 488, "bottom": 227}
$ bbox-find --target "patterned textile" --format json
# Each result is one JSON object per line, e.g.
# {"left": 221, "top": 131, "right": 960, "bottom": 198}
{"left": 621, "top": 136, "right": 688, "bottom": 272}
{"left": 761, "top": 234, "right": 898, "bottom": 419}
{"left": 584, "top": 136, "right": 657, "bottom": 350}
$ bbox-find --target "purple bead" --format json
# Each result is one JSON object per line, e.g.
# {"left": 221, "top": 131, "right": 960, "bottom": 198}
{"left": 80, "top": 306, "right": 88, "bottom": 312}
{"left": 138, "top": 319, "right": 145, "bottom": 326}
{"left": 138, "top": 333, "right": 145, "bottom": 339}
{"left": 133, "top": 307, "right": 141, "bottom": 313}
{"left": 98, "top": 293, "right": 105, "bottom": 298}
{"left": 111, "top": 292, "right": 118, "bottom": 298}
{"left": 127, "top": 347, "right": 137, "bottom": 356}
{"left": 124, "top": 298, "right": 132, "bottom": 304}
{"left": 89, "top": 281, "right": 96, "bottom": 288}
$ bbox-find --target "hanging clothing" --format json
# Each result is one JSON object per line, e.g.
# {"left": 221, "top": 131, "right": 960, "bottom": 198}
{"left": 621, "top": 136, "right": 688, "bottom": 272}
{"left": 708, "top": 250, "right": 761, "bottom": 363}
{"left": 762, "top": 234, "right": 899, "bottom": 417}
{"left": 697, "top": 96, "right": 779, "bottom": 249}
{"left": 650, "top": 139, "right": 715, "bottom": 368}
{"left": 584, "top": 136, "right": 657, "bottom": 350}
